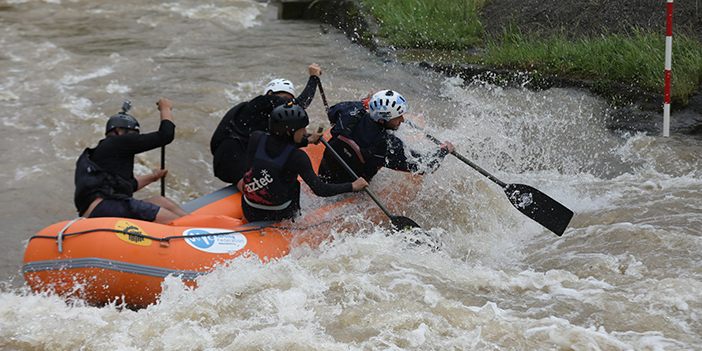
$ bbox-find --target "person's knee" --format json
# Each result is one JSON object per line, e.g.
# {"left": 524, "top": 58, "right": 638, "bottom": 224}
{"left": 145, "top": 196, "right": 171, "bottom": 207}
{"left": 154, "top": 208, "right": 180, "bottom": 224}
{"left": 145, "top": 196, "right": 188, "bottom": 217}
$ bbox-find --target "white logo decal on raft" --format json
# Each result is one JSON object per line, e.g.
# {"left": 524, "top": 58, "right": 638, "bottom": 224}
{"left": 183, "top": 228, "right": 247, "bottom": 254}
{"left": 244, "top": 169, "right": 274, "bottom": 193}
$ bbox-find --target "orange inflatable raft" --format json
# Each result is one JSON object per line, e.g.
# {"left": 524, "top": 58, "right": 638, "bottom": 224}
{"left": 22, "top": 187, "right": 354, "bottom": 308}
{"left": 22, "top": 137, "right": 356, "bottom": 308}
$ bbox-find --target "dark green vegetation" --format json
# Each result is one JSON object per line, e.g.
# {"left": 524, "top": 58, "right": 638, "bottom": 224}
{"left": 357, "top": 0, "right": 702, "bottom": 104}
{"left": 483, "top": 29, "right": 702, "bottom": 103}
{"left": 359, "top": 0, "right": 483, "bottom": 50}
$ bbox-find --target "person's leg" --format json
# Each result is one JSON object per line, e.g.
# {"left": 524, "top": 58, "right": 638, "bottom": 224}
{"left": 153, "top": 207, "right": 181, "bottom": 224}
{"left": 144, "top": 196, "right": 189, "bottom": 217}
{"left": 90, "top": 198, "right": 176, "bottom": 224}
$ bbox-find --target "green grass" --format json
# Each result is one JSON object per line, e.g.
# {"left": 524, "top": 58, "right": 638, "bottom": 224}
{"left": 356, "top": 0, "right": 702, "bottom": 102}
{"left": 482, "top": 28, "right": 702, "bottom": 102}
{"left": 359, "top": 0, "right": 484, "bottom": 50}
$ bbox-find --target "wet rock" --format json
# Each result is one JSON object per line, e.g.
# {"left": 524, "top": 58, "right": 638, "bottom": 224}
{"left": 607, "top": 107, "right": 662, "bottom": 136}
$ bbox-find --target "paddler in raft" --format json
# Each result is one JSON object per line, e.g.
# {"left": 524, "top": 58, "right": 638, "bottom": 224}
{"left": 74, "top": 99, "right": 189, "bottom": 224}
{"left": 210, "top": 63, "right": 324, "bottom": 187}
{"left": 318, "top": 89, "right": 455, "bottom": 184}
{"left": 237, "top": 103, "right": 368, "bottom": 222}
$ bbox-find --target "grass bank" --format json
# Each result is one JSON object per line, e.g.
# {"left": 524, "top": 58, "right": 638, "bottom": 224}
{"left": 357, "top": 0, "right": 702, "bottom": 104}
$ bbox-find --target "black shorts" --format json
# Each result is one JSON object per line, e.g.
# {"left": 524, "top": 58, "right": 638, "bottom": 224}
{"left": 89, "top": 197, "right": 160, "bottom": 222}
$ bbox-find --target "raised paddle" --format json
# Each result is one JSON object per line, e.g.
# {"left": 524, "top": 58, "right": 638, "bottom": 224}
{"left": 419, "top": 130, "right": 573, "bottom": 236}
{"left": 154, "top": 100, "right": 166, "bottom": 197}
{"left": 316, "top": 127, "right": 421, "bottom": 231}
{"left": 160, "top": 146, "right": 166, "bottom": 196}
{"left": 317, "top": 80, "right": 330, "bottom": 112}
{"left": 316, "top": 81, "right": 421, "bottom": 230}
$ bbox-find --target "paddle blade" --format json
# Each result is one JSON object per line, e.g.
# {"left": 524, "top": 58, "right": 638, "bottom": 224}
{"left": 399, "top": 228, "right": 443, "bottom": 252}
{"left": 390, "top": 215, "right": 421, "bottom": 231}
{"left": 504, "top": 184, "right": 573, "bottom": 236}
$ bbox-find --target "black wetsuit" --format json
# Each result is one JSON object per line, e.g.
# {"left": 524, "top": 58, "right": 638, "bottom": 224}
{"left": 210, "top": 76, "right": 320, "bottom": 183}
{"left": 74, "top": 120, "right": 175, "bottom": 217}
{"left": 318, "top": 101, "right": 449, "bottom": 183}
{"left": 241, "top": 131, "right": 353, "bottom": 222}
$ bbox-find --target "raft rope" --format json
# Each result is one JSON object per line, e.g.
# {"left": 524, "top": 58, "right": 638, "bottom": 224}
{"left": 33, "top": 216, "right": 344, "bottom": 247}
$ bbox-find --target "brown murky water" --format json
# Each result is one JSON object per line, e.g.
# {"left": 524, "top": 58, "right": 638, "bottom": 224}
{"left": 1, "top": 0, "right": 701, "bottom": 349}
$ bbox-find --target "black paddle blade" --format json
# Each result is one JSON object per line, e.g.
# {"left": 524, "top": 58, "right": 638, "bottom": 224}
{"left": 390, "top": 217, "right": 443, "bottom": 251}
{"left": 390, "top": 215, "right": 421, "bottom": 231}
{"left": 399, "top": 228, "right": 443, "bottom": 252}
{"left": 504, "top": 183, "right": 574, "bottom": 236}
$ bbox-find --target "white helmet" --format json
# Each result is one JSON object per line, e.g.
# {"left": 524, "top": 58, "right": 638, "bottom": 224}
{"left": 367, "top": 90, "right": 408, "bottom": 122}
{"left": 264, "top": 78, "right": 296, "bottom": 97}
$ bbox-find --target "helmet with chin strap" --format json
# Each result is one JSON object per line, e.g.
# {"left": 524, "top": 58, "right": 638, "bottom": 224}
{"left": 269, "top": 102, "right": 309, "bottom": 141}
{"left": 367, "top": 90, "right": 408, "bottom": 122}
{"left": 264, "top": 78, "right": 296, "bottom": 97}
{"left": 105, "top": 100, "right": 140, "bottom": 135}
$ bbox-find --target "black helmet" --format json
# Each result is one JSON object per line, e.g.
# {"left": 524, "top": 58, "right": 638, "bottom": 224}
{"left": 105, "top": 100, "right": 140, "bottom": 135}
{"left": 269, "top": 103, "right": 309, "bottom": 140}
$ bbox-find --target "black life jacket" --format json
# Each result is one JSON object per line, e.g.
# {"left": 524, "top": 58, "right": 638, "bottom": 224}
{"left": 210, "top": 101, "right": 248, "bottom": 155}
{"left": 323, "top": 136, "right": 369, "bottom": 181}
{"left": 74, "top": 148, "right": 133, "bottom": 216}
{"left": 326, "top": 104, "right": 384, "bottom": 181}
{"left": 241, "top": 135, "right": 295, "bottom": 210}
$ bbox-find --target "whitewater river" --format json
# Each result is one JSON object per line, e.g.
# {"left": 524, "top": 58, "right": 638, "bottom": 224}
{"left": 1, "top": 0, "right": 701, "bottom": 350}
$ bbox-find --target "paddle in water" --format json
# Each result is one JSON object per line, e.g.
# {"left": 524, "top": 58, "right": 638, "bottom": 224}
{"left": 314, "top": 82, "right": 421, "bottom": 230}
{"left": 418, "top": 129, "right": 573, "bottom": 236}
{"left": 317, "top": 135, "right": 421, "bottom": 231}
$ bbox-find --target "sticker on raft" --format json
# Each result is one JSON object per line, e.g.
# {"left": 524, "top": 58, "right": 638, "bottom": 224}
{"left": 183, "top": 228, "right": 247, "bottom": 254}
{"left": 115, "top": 220, "right": 153, "bottom": 246}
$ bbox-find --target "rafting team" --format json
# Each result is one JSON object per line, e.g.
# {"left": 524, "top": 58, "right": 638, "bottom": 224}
{"left": 73, "top": 63, "right": 456, "bottom": 225}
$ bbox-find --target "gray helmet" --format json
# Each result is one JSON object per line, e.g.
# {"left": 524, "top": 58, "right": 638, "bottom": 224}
{"left": 269, "top": 103, "right": 308, "bottom": 140}
{"left": 105, "top": 100, "right": 139, "bottom": 135}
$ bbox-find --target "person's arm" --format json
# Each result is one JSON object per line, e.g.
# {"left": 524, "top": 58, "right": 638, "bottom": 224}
{"left": 383, "top": 134, "right": 451, "bottom": 174}
{"left": 293, "top": 150, "right": 359, "bottom": 197}
{"left": 303, "top": 129, "right": 323, "bottom": 145}
{"left": 157, "top": 98, "right": 174, "bottom": 124}
{"left": 136, "top": 169, "right": 168, "bottom": 191}
{"left": 295, "top": 64, "right": 322, "bottom": 109}
{"left": 119, "top": 119, "right": 175, "bottom": 155}
{"left": 295, "top": 137, "right": 310, "bottom": 148}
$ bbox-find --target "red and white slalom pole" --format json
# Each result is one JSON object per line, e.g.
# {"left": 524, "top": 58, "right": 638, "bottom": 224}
{"left": 663, "top": 0, "right": 674, "bottom": 137}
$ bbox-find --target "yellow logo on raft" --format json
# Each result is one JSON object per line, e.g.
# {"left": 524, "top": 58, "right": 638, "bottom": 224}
{"left": 115, "top": 220, "right": 152, "bottom": 246}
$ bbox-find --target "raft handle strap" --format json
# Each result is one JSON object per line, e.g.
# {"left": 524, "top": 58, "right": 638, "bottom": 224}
{"left": 58, "top": 217, "right": 84, "bottom": 253}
